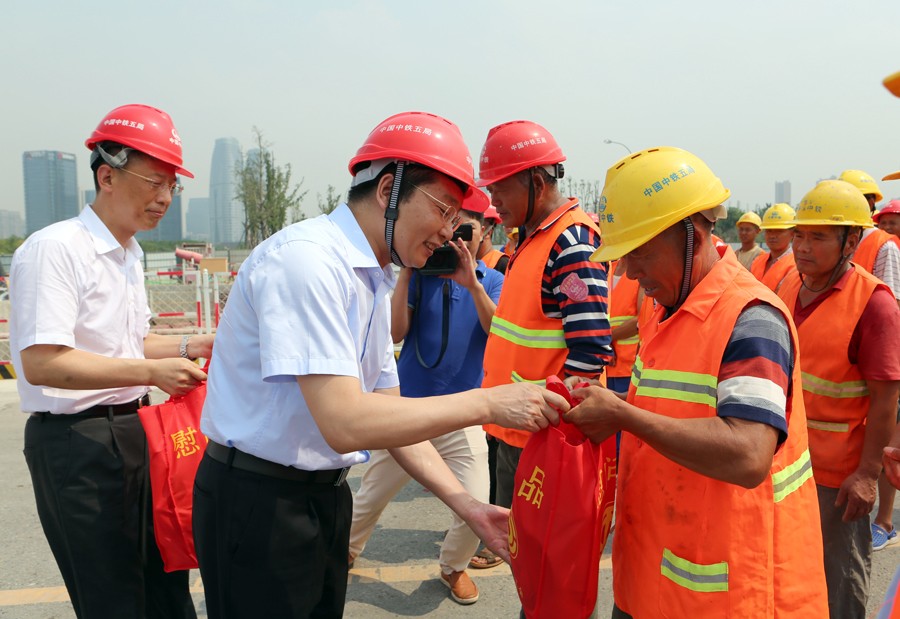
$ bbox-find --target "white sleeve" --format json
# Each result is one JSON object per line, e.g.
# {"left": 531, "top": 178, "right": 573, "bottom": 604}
{"left": 873, "top": 242, "right": 900, "bottom": 301}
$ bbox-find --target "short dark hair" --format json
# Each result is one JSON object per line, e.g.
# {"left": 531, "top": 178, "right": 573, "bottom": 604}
{"left": 460, "top": 209, "right": 484, "bottom": 225}
{"left": 347, "top": 162, "right": 468, "bottom": 205}
{"left": 90, "top": 141, "right": 131, "bottom": 192}
{"left": 515, "top": 166, "right": 558, "bottom": 188}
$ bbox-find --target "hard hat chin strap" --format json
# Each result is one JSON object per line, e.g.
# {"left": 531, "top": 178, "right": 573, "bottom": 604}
{"left": 384, "top": 160, "right": 406, "bottom": 268}
{"left": 91, "top": 143, "right": 132, "bottom": 169}
{"left": 674, "top": 217, "right": 695, "bottom": 310}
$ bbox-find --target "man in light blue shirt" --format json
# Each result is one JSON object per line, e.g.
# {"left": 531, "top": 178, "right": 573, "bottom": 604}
{"left": 193, "top": 112, "right": 567, "bottom": 619}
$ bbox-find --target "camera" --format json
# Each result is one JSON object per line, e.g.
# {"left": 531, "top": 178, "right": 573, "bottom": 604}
{"left": 418, "top": 224, "right": 473, "bottom": 276}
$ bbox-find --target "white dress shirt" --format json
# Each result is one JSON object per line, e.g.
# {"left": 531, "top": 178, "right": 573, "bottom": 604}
{"left": 10, "top": 206, "right": 151, "bottom": 414}
{"left": 201, "top": 204, "right": 398, "bottom": 470}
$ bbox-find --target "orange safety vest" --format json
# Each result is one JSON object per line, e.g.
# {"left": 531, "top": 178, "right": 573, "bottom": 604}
{"left": 607, "top": 260, "right": 640, "bottom": 379}
{"left": 750, "top": 251, "right": 797, "bottom": 292}
{"left": 854, "top": 227, "right": 900, "bottom": 274}
{"left": 614, "top": 251, "right": 827, "bottom": 618}
{"left": 481, "top": 248, "right": 506, "bottom": 271}
{"left": 778, "top": 265, "right": 886, "bottom": 488}
{"left": 482, "top": 200, "right": 600, "bottom": 448}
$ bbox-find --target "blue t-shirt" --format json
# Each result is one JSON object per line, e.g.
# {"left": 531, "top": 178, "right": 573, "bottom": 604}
{"left": 398, "top": 261, "right": 504, "bottom": 397}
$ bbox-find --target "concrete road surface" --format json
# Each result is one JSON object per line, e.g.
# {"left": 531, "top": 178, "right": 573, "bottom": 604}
{"left": 0, "top": 378, "right": 898, "bottom": 618}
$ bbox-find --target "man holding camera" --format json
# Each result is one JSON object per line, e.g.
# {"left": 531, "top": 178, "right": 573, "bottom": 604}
{"left": 348, "top": 189, "right": 502, "bottom": 604}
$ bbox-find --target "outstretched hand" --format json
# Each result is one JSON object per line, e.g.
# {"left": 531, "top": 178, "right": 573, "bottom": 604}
{"left": 151, "top": 358, "right": 208, "bottom": 396}
{"left": 563, "top": 385, "right": 624, "bottom": 443}
{"left": 464, "top": 500, "right": 512, "bottom": 563}
{"left": 487, "top": 383, "right": 567, "bottom": 432}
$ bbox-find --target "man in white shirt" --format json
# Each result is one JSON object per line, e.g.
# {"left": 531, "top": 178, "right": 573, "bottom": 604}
{"left": 11, "top": 104, "right": 214, "bottom": 619}
{"left": 194, "top": 112, "right": 566, "bottom": 619}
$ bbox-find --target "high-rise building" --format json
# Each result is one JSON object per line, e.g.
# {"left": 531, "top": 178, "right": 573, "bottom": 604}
{"left": 83, "top": 189, "right": 96, "bottom": 209}
{"left": 209, "top": 138, "right": 243, "bottom": 245}
{"left": 186, "top": 197, "right": 211, "bottom": 240}
{"left": 135, "top": 193, "right": 183, "bottom": 242}
{"left": 775, "top": 180, "right": 791, "bottom": 205}
{"left": 0, "top": 210, "right": 25, "bottom": 238}
{"left": 22, "top": 150, "right": 79, "bottom": 235}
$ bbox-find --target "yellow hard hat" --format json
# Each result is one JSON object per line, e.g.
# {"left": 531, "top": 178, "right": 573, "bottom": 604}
{"left": 760, "top": 203, "right": 796, "bottom": 230}
{"left": 591, "top": 146, "right": 730, "bottom": 262}
{"left": 884, "top": 71, "right": 900, "bottom": 98}
{"left": 736, "top": 212, "right": 762, "bottom": 228}
{"left": 788, "top": 180, "right": 874, "bottom": 228}
{"left": 838, "top": 169, "right": 883, "bottom": 202}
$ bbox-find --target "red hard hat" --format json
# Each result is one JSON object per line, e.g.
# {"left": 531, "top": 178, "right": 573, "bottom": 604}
{"left": 462, "top": 189, "right": 490, "bottom": 214}
{"left": 874, "top": 199, "right": 900, "bottom": 223}
{"left": 483, "top": 205, "right": 502, "bottom": 223}
{"left": 348, "top": 111, "right": 475, "bottom": 190}
{"left": 476, "top": 120, "right": 565, "bottom": 187}
{"left": 85, "top": 104, "right": 193, "bottom": 178}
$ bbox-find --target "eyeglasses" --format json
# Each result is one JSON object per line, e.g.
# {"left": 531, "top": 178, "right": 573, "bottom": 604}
{"left": 410, "top": 184, "right": 462, "bottom": 230}
{"left": 117, "top": 167, "right": 184, "bottom": 196}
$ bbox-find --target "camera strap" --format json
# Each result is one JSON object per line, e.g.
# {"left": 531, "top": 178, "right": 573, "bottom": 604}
{"left": 413, "top": 275, "right": 451, "bottom": 369}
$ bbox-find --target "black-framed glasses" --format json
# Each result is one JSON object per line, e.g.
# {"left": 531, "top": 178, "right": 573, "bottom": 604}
{"left": 410, "top": 184, "right": 462, "bottom": 230}
{"left": 118, "top": 167, "right": 184, "bottom": 196}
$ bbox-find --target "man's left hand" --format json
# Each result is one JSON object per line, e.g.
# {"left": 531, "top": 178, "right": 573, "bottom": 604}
{"left": 564, "top": 385, "right": 624, "bottom": 443}
{"left": 463, "top": 500, "right": 511, "bottom": 563}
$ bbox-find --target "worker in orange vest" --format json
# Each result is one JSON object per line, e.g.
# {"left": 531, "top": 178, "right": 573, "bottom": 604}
{"left": 750, "top": 203, "right": 797, "bottom": 292}
{"left": 477, "top": 119, "right": 612, "bottom": 512}
{"left": 839, "top": 170, "right": 900, "bottom": 297}
{"left": 606, "top": 259, "right": 643, "bottom": 395}
{"left": 477, "top": 205, "right": 510, "bottom": 274}
{"left": 776, "top": 180, "right": 900, "bottom": 619}
{"left": 566, "top": 146, "right": 827, "bottom": 618}
{"left": 839, "top": 171, "right": 900, "bottom": 553}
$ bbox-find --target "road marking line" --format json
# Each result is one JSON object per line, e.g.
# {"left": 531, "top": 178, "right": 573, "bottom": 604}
{"left": 0, "top": 557, "right": 614, "bottom": 607}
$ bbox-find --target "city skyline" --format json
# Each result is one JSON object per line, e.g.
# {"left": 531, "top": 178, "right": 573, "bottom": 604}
{"left": 4, "top": 2, "right": 900, "bottom": 230}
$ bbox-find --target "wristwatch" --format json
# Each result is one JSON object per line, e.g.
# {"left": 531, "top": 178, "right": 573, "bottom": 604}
{"left": 179, "top": 335, "right": 194, "bottom": 360}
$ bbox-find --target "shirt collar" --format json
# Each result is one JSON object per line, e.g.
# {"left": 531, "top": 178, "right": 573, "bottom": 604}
{"left": 537, "top": 198, "right": 581, "bottom": 232}
{"left": 328, "top": 203, "right": 396, "bottom": 286}
{"left": 80, "top": 205, "right": 144, "bottom": 259}
{"left": 475, "top": 260, "right": 487, "bottom": 280}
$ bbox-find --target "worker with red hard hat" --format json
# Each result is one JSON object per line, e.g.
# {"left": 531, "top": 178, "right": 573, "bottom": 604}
{"left": 11, "top": 104, "right": 214, "bottom": 619}
{"left": 876, "top": 200, "right": 900, "bottom": 237}
{"left": 193, "top": 112, "right": 567, "bottom": 618}
{"left": 476, "top": 120, "right": 612, "bottom": 533}
{"left": 478, "top": 204, "right": 510, "bottom": 274}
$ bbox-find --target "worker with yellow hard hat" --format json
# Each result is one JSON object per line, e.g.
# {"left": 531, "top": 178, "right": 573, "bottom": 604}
{"left": 776, "top": 180, "right": 900, "bottom": 619}
{"left": 750, "top": 203, "right": 798, "bottom": 292}
{"left": 838, "top": 170, "right": 900, "bottom": 304}
{"left": 735, "top": 211, "right": 763, "bottom": 270}
{"left": 564, "top": 146, "right": 827, "bottom": 618}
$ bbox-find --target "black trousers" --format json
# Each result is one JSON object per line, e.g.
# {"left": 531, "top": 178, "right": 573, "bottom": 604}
{"left": 193, "top": 452, "right": 353, "bottom": 619}
{"left": 23, "top": 411, "right": 196, "bottom": 619}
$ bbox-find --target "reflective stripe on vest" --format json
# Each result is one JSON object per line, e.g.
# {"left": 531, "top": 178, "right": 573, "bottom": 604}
{"left": 772, "top": 449, "right": 814, "bottom": 503}
{"left": 489, "top": 315, "right": 567, "bottom": 350}
{"left": 631, "top": 357, "right": 717, "bottom": 408}
{"left": 660, "top": 548, "right": 729, "bottom": 593}
{"left": 511, "top": 371, "right": 546, "bottom": 386}
{"left": 807, "top": 419, "right": 850, "bottom": 433}
{"left": 800, "top": 371, "right": 869, "bottom": 399}
{"left": 610, "top": 315, "right": 640, "bottom": 345}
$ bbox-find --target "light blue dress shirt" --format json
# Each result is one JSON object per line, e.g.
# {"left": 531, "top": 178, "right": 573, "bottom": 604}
{"left": 202, "top": 204, "right": 398, "bottom": 470}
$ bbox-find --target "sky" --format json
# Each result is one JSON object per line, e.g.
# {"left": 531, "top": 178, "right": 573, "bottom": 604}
{"left": 4, "top": 1, "right": 900, "bottom": 223}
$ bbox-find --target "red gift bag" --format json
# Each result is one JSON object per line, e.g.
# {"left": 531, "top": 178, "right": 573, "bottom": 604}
{"left": 138, "top": 368, "right": 209, "bottom": 572}
{"left": 508, "top": 377, "right": 617, "bottom": 619}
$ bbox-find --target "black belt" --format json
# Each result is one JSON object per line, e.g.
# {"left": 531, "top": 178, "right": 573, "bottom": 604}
{"left": 32, "top": 394, "right": 151, "bottom": 421}
{"left": 205, "top": 440, "right": 350, "bottom": 486}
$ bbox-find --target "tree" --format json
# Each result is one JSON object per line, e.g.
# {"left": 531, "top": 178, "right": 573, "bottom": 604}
{"left": 559, "top": 178, "right": 602, "bottom": 212}
{"left": 234, "top": 127, "right": 308, "bottom": 249}
{"left": 317, "top": 185, "right": 342, "bottom": 215}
